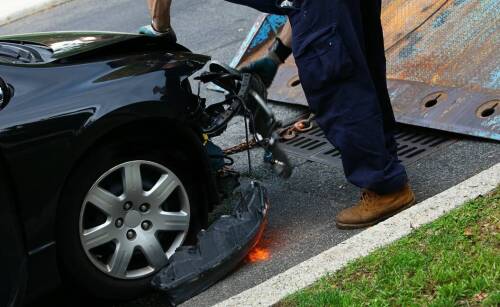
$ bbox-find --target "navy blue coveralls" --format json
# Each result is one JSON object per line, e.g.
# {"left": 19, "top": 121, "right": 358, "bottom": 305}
{"left": 227, "top": 0, "right": 408, "bottom": 194}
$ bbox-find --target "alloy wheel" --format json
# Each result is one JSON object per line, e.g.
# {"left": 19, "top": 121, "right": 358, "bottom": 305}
{"left": 79, "top": 160, "right": 190, "bottom": 279}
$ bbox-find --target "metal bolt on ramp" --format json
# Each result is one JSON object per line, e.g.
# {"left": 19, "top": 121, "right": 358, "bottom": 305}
{"left": 280, "top": 123, "right": 456, "bottom": 167}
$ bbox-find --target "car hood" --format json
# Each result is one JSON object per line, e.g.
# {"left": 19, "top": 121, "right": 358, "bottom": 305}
{"left": 0, "top": 31, "right": 211, "bottom": 127}
{"left": 0, "top": 31, "right": 179, "bottom": 60}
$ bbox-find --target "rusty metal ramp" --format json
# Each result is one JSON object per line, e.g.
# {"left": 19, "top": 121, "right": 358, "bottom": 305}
{"left": 230, "top": 0, "right": 500, "bottom": 141}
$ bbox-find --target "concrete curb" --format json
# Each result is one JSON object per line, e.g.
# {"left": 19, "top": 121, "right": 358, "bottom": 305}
{"left": 0, "top": 0, "right": 74, "bottom": 26}
{"left": 215, "top": 162, "right": 500, "bottom": 307}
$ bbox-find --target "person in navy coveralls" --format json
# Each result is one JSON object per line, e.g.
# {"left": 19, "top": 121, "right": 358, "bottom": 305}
{"left": 140, "top": 0, "right": 416, "bottom": 229}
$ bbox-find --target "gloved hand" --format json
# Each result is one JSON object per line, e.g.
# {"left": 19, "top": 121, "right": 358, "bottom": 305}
{"left": 138, "top": 24, "right": 177, "bottom": 43}
{"left": 240, "top": 56, "right": 281, "bottom": 88}
{"left": 239, "top": 37, "right": 292, "bottom": 88}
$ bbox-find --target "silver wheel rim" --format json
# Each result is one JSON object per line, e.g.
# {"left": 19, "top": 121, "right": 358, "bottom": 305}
{"left": 79, "top": 160, "right": 190, "bottom": 280}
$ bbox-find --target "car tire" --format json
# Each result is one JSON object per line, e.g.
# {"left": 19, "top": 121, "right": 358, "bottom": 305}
{"left": 56, "top": 138, "right": 204, "bottom": 300}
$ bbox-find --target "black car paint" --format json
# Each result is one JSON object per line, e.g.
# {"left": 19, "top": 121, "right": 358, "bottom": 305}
{"left": 0, "top": 32, "right": 216, "bottom": 304}
{"left": 0, "top": 159, "right": 27, "bottom": 307}
{"left": 0, "top": 32, "right": 157, "bottom": 60}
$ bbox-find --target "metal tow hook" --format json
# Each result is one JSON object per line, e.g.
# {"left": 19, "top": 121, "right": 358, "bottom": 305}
{"left": 279, "top": 114, "right": 316, "bottom": 141}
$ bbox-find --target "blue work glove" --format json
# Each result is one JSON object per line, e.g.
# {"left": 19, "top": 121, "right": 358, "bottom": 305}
{"left": 240, "top": 55, "right": 281, "bottom": 88}
{"left": 138, "top": 24, "right": 177, "bottom": 43}
{"left": 239, "top": 37, "right": 292, "bottom": 88}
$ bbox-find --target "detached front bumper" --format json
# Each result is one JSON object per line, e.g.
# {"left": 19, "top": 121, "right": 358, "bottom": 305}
{"left": 151, "top": 181, "right": 269, "bottom": 306}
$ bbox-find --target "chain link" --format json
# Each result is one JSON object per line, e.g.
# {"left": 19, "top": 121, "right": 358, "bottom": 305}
{"left": 222, "top": 114, "right": 315, "bottom": 155}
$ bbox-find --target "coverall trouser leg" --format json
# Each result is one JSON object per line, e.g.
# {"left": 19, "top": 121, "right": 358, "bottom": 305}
{"left": 288, "top": 0, "right": 407, "bottom": 194}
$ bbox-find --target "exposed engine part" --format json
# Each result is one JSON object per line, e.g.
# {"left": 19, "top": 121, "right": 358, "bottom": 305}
{"left": 198, "top": 61, "right": 293, "bottom": 178}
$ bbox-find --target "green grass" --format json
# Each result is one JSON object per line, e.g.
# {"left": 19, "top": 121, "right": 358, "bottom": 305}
{"left": 279, "top": 188, "right": 500, "bottom": 307}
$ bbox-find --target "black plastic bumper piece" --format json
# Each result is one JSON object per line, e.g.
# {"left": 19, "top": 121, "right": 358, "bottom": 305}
{"left": 151, "top": 181, "right": 269, "bottom": 306}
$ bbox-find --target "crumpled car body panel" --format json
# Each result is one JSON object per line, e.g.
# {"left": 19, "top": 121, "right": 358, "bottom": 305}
{"left": 152, "top": 181, "right": 269, "bottom": 306}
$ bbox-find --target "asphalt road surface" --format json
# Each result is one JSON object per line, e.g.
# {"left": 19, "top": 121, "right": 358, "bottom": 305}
{"left": 2, "top": 1, "right": 499, "bottom": 306}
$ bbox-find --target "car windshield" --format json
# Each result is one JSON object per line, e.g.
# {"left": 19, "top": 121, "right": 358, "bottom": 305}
{"left": 0, "top": 42, "right": 53, "bottom": 64}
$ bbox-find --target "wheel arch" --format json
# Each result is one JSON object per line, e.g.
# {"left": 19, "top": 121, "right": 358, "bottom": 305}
{"left": 57, "top": 118, "right": 218, "bottom": 231}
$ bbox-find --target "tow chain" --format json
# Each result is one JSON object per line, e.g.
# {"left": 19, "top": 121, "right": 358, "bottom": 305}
{"left": 223, "top": 139, "right": 258, "bottom": 155}
{"left": 223, "top": 113, "right": 315, "bottom": 155}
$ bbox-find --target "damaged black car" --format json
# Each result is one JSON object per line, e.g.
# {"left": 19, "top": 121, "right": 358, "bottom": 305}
{"left": 0, "top": 32, "right": 290, "bottom": 306}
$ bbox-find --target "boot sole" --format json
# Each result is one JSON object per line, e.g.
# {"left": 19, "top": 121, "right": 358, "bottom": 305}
{"left": 336, "top": 197, "right": 417, "bottom": 230}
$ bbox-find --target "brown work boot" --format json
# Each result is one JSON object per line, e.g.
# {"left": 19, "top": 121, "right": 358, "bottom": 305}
{"left": 336, "top": 184, "right": 416, "bottom": 229}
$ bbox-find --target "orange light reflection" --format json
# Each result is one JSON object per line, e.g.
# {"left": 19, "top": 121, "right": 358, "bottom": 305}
{"left": 247, "top": 247, "right": 270, "bottom": 263}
